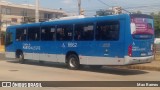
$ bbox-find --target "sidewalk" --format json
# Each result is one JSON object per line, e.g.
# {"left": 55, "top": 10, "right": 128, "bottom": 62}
{"left": 0, "top": 52, "right": 5, "bottom": 60}
{"left": 124, "top": 52, "right": 160, "bottom": 71}
{"left": 114, "top": 60, "right": 160, "bottom": 71}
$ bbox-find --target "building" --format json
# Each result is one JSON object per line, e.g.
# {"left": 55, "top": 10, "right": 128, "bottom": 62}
{"left": 0, "top": 0, "right": 67, "bottom": 52}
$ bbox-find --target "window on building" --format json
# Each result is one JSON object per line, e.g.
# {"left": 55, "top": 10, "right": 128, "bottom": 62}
{"left": 41, "top": 26, "right": 56, "bottom": 41}
{"left": 74, "top": 23, "right": 94, "bottom": 41}
{"left": 56, "top": 25, "right": 73, "bottom": 41}
{"left": 96, "top": 21, "right": 120, "bottom": 41}
{"left": 6, "top": 8, "right": 11, "bottom": 15}
{"left": 28, "top": 27, "right": 40, "bottom": 41}
{"left": 11, "top": 18, "right": 17, "bottom": 23}
{"left": 2, "top": 8, "right": 6, "bottom": 14}
{"left": 44, "top": 13, "right": 53, "bottom": 20}
{"left": 21, "top": 9, "right": 28, "bottom": 16}
{"left": 16, "top": 28, "right": 27, "bottom": 41}
{"left": 2, "top": 8, "right": 11, "bottom": 15}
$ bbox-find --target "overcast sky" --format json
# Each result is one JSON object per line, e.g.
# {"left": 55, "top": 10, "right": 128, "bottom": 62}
{"left": 7, "top": 0, "right": 160, "bottom": 16}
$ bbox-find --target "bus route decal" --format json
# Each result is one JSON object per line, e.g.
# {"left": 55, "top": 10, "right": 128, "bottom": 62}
{"left": 132, "top": 46, "right": 146, "bottom": 51}
{"left": 23, "top": 43, "right": 41, "bottom": 50}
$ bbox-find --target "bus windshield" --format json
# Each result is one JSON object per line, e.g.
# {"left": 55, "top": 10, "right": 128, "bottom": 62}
{"left": 130, "top": 14, "right": 154, "bottom": 39}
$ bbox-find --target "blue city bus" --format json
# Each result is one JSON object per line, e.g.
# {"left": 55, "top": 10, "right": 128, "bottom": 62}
{"left": 5, "top": 14, "right": 154, "bottom": 69}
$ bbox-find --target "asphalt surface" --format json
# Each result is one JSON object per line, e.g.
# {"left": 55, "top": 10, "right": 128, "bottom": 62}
{"left": 0, "top": 59, "right": 160, "bottom": 90}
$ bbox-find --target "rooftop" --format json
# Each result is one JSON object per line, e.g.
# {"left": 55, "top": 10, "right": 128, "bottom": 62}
{"left": 0, "top": 0, "right": 66, "bottom": 14}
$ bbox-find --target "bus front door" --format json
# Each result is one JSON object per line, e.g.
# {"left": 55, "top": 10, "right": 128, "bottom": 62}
{"left": 5, "top": 28, "right": 16, "bottom": 58}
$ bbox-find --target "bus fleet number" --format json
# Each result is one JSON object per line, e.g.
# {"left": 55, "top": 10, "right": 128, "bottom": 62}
{"left": 68, "top": 43, "right": 77, "bottom": 47}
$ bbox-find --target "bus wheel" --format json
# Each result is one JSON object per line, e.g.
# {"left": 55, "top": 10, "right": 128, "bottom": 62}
{"left": 67, "top": 54, "right": 80, "bottom": 70}
{"left": 18, "top": 53, "right": 25, "bottom": 64}
{"left": 89, "top": 65, "right": 102, "bottom": 70}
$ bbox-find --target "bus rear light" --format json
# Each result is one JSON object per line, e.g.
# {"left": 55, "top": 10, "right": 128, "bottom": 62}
{"left": 128, "top": 45, "right": 132, "bottom": 57}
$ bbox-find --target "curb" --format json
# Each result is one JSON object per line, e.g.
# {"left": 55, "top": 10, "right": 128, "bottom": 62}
{"left": 126, "top": 65, "right": 160, "bottom": 71}
{"left": 111, "top": 62, "right": 160, "bottom": 71}
{"left": 110, "top": 61, "right": 160, "bottom": 71}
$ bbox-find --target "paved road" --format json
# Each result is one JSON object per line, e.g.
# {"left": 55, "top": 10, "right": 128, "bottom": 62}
{"left": 0, "top": 60, "right": 160, "bottom": 90}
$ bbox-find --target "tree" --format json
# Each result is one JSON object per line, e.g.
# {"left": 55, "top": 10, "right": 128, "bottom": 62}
{"left": 96, "top": 9, "right": 113, "bottom": 16}
{"left": 150, "top": 12, "right": 155, "bottom": 16}
{"left": 150, "top": 12, "right": 160, "bottom": 37}
{"left": 132, "top": 10, "right": 142, "bottom": 14}
{"left": 137, "top": 11, "right": 142, "bottom": 14}
{"left": 158, "top": 11, "right": 160, "bottom": 16}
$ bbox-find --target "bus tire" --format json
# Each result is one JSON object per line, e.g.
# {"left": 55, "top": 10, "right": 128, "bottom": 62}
{"left": 18, "top": 52, "right": 25, "bottom": 64}
{"left": 67, "top": 54, "right": 80, "bottom": 70}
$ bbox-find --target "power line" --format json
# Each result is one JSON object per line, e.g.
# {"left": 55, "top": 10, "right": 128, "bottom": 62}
{"left": 97, "top": 0, "right": 111, "bottom": 7}
{"left": 66, "top": 4, "right": 160, "bottom": 12}
{"left": 125, "top": 4, "right": 160, "bottom": 9}
{"left": 97, "top": 0, "right": 131, "bottom": 14}
{"left": 96, "top": 0, "right": 160, "bottom": 14}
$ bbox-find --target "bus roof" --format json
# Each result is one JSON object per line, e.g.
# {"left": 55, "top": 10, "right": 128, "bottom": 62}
{"left": 7, "top": 14, "right": 131, "bottom": 29}
{"left": 130, "top": 14, "right": 153, "bottom": 19}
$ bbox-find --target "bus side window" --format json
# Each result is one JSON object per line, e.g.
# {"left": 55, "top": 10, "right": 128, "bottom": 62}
{"left": 74, "top": 23, "right": 94, "bottom": 41}
{"left": 56, "top": 28, "right": 64, "bottom": 41}
{"left": 96, "top": 21, "right": 120, "bottom": 41}
{"left": 74, "top": 24, "right": 83, "bottom": 40}
{"left": 41, "top": 27, "right": 56, "bottom": 41}
{"left": 56, "top": 25, "right": 73, "bottom": 41}
{"left": 28, "top": 27, "right": 40, "bottom": 41}
{"left": 16, "top": 28, "right": 27, "bottom": 41}
{"left": 50, "top": 27, "right": 56, "bottom": 41}
{"left": 41, "top": 28, "right": 47, "bottom": 41}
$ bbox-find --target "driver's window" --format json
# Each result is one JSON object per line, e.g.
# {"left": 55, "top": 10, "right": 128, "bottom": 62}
{"left": 6, "top": 32, "right": 13, "bottom": 46}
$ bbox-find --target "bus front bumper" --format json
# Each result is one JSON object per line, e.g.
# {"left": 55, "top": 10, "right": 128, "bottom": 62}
{"left": 124, "top": 55, "right": 154, "bottom": 65}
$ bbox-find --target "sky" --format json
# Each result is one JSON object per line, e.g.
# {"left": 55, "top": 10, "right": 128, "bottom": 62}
{"left": 6, "top": 0, "right": 160, "bottom": 16}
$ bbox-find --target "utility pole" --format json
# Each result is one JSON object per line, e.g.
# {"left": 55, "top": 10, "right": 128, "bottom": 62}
{"left": 35, "top": 0, "right": 39, "bottom": 22}
{"left": 0, "top": 13, "right": 1, "bottom": 46}
{"left": 78, "top": 0, "right": 81, "bottom": 15}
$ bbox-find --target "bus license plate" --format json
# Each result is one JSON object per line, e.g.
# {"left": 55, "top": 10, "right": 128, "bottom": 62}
{"left": 141, "top": 53, "right": 146, "bottom": 56}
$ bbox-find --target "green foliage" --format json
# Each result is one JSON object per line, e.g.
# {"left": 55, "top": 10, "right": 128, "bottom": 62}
{"left": 132, "top": 11, "right": 142, "bottom": 14}
{"left": 150, "top": 12, "right": 160, "bottom": 37}
{"left": 96, "top": 9, "right": 113, "bottom": 16}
